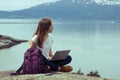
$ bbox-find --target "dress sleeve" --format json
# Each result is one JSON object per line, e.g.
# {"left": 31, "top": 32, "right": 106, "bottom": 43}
{"left": 48, "top": 33, "right": 54, "bottom": 44}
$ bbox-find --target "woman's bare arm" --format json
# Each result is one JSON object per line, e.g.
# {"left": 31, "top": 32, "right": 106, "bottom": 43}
{"left": 30, "top": 41, "right": 36, "bottom": 48}
{"left": 46, "top": 49, "right": 53, "bottom": 60}
{"left": 49, "top": 49, "right": 53, "bottom": 57}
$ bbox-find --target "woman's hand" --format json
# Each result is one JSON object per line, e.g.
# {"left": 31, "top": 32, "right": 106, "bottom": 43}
{"left": 47, "top": 56, "right": 52, "bottom": 60}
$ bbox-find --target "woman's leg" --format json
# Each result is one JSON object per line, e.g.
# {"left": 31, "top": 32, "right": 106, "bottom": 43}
{"left": 51, "top": 55, "right": 72, "bottom": 66}
{"left": 42, "top": 56, "right": 59, "bottom": 71}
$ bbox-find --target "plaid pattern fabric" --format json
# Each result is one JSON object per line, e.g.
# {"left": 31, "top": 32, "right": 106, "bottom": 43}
{"left": 17, "top": 46, "right": 49, "bottom": 74}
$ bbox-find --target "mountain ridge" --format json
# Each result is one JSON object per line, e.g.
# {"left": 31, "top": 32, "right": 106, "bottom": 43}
{"left": 0, "top": 0, "right": 120, "bottom": 20}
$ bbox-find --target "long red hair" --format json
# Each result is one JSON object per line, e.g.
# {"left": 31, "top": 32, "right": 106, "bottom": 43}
{"left": 33, "top": 18, "right": 52, "bottom": 48}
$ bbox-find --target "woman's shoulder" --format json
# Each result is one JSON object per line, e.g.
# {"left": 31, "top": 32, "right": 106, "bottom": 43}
{"left": 31, "top": 35, "right": 38, "bottom": 42}
{"left": 48, "top": 34, "right": 54, "bottom": 43}
{"left": 33, "top": 35, "right": 38, "bottom": 38}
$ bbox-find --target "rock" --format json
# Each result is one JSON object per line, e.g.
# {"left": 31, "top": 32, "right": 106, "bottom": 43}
{"left": 0, "top": 35, "right": 28, "bottom": 49}
{"left": 0, "top": 70, "right": 112, "bottom": 80}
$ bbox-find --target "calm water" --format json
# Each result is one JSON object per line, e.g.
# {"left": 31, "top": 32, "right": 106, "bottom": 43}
{"left": 0, "top": 19, "right": 120, "bottom": 79}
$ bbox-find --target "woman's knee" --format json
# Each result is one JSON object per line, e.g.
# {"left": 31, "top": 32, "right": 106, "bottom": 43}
{"left": 66, "top": 55, "right": 72, "bottom": 63}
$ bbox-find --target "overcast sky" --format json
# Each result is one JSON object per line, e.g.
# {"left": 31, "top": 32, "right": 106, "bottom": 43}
{"left": 0, "top": 0, "right": 59, "bottom": 11}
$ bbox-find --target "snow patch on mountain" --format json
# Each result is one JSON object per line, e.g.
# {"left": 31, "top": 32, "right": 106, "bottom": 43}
{"left": 93, "top": 0, "right": 120, "bottom": 5}
{"left": 68, "top": 0, "right": 120, "bottom": 5}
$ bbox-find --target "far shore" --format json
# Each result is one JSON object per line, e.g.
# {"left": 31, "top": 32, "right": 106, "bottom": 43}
{"left": 0, "top": 34, "right": 28, "bottom": 50}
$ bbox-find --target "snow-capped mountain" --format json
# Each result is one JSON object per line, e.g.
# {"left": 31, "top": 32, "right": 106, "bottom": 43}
{"left": 90, "top": 0, "right": 120, "bottom": 5}
{"left": 0, "top": 0, "right": 120, "bottom": 19}
{"left": 66, "top": 0, "right": 120, "bottom": 5}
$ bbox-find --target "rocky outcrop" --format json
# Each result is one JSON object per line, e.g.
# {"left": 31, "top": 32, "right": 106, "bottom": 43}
{"left": 0, "top": 70, "right": 112, "bottom": 80}
{"left": 0, "top": 35, "right": 28, "bottom": 49}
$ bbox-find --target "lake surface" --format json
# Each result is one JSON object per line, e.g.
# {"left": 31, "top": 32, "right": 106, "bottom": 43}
{"left": 0, "top": 19, "right": 120, "bottom": 79}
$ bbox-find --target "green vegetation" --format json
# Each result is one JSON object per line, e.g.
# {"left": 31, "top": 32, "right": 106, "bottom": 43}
{"left": 87, "top": 70, "right": 101, "bottom": 77}
{"left": 73, "top": 68, "right": 101, "bottom": 78}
